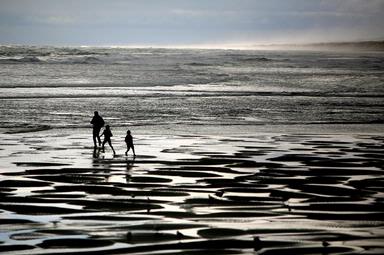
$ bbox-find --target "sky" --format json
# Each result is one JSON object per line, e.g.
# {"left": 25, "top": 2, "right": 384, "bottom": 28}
{"left": 0, "top": 0, "right": 383, "bottom": 46}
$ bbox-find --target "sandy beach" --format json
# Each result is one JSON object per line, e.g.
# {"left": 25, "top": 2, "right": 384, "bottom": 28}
{"left": 1, "top": 0, "right": 384, "bottom": 254}
{"left": 1, "top": 128, "right": 383, "bottom": 254}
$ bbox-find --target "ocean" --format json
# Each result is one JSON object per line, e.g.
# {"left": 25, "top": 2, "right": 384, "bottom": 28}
{"left": 1, "top": 46, "right": 383, "bottom": 134}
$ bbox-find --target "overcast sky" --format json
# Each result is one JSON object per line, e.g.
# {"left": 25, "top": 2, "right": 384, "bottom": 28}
{"left": 0, "top": 0, "right": 383, "bottom": 46}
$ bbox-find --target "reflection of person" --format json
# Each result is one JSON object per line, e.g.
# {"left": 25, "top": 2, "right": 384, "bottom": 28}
{"left": 125, "top": 130, "right": 136, "bottom": 157}
{"left": 93, "top": 147, "right": 101, "bottom": 159}
{"left": 125, "top": 157, "right": 135, "bottom": 183}
{"left": 90, "top": 111, "right": 104, "bottom": 147}
{"left": 101, "top": 125, "right": 116, "bottom": 155}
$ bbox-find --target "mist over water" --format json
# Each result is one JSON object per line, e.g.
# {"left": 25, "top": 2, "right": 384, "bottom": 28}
{"left": 0, "top": 46, "right": 383, "bottom": 132}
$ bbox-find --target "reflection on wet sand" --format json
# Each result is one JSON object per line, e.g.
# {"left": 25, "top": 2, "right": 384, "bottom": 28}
{"left": 0, "top": 132, "right": 384, "bottom": 254}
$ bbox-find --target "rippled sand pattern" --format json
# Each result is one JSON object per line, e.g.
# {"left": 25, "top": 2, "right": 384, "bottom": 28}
{"left": 1, "top": 133, "right": 384, "bottom": 254}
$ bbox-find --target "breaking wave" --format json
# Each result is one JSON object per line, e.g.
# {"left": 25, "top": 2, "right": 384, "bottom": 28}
{"left": 0, "top": 56, "right": 42, "bottom": 64}
{"left": 4, "top": 124, "right": 52, "bottom": 134}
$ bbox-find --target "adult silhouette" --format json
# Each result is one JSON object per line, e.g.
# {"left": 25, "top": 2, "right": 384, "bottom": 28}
{"left": 90, "top": 111, "right": 105, "bottom": 147}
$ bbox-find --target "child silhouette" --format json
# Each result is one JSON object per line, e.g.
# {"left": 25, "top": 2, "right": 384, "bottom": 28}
{"left": 101, "top": 125, "right": 116, "bottom": 155}
{"left": 125, "top": 130, "right": 136, "bottom": 157}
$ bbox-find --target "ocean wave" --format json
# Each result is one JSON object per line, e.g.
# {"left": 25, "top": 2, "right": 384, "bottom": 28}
{"left": 223, "top": 53, "right": 273, "bottom": 62}
{"left": 66, "top": 56, "right": 103, "bottom": 64}
{"left": 0, "top": 56, "right": 108, "bottom": 65}
{"left": 0, "top": 45, "right": 111, "bottom": 65}
{"left": 0, "top": 45, "right": 105, "bottom": 57}
{"left": 0, "top": 46, "right": 51, "bottom": 57}
{"left": 186, "top": 62, "right": 213, "bottom": 66}
{"left": 1, "top": 91, "right": 384, "bottom": 100}
{"left": 4, "top": 124, "right": 51, "bottom": 134}
{"left": 0, "top": 56, "right": 42, "bottom": 64}
{"left": 0, "top": 46, "right": 279, "bottom": 66}
{"left": 241, "top": 57, "right": 271, "bottom": 62}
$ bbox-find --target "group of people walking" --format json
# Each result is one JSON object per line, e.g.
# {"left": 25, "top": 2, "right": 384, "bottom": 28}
{"left": 91, "top": 111, "right": 135, "bottom": 157}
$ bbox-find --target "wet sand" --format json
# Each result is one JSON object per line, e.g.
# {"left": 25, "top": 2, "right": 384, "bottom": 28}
{"left": 0, "top": 130, "right": 384, "bottom": 254}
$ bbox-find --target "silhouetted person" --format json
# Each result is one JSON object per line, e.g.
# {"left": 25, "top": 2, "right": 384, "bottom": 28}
{"left": 91, "top": 111, "right": 104, "bottom": 147}
{"left": 125, "top": 130, "right": 136, "bottom": 157}
{"left": 101, "top": 125, "right": 116, "bottom": 155}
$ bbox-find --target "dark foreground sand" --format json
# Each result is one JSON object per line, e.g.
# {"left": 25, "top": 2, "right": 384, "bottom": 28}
{"left": 0, "top": 130, "right": 383, "bottom": 255}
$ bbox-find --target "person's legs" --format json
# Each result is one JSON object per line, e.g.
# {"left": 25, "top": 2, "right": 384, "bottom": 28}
{"left": 131, "top": 145, "right": 136, "bottom": 157}
{"left": 93, "top": 127, "right": 101, "bottom": 147}
{"left": 108, "top": 140, "right": 116, "bottom": 155}
{"left": 93, "top": 130, "right": 97, "bottom": 147}
{"left": 96, "top": 127, "right": 101, "bottom": 146}
{"left": 125, "top": 145, "right": 130, "bottom": 156}
{"left": 102, "top": 139, "right": 107, "bottom": 152}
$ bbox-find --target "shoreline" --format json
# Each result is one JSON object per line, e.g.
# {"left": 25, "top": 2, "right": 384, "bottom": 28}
{"left": 1, "top": 123, "right": 384, "bottom": 136}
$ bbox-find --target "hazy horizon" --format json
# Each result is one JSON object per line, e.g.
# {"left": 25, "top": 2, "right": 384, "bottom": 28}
{"left": 1, "top": 41, "right": 383, "bottom": 52}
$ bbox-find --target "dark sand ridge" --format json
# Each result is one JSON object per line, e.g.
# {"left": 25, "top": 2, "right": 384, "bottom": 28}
{"left": 0, "top": 131, "right": 383, "bottom": 254}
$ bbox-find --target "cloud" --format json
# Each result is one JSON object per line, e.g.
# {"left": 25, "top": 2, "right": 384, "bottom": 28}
{"left": 322, "top": 0, "right": 384, "bottom": 14}
{"left": 0, "top": 0, "right": 383, "bottom": 45}
{"left": 36, "top": 15, "right": 77, "bottom": 25}
{"left": 170, "top": 9, "right": 236, "bottom": 17}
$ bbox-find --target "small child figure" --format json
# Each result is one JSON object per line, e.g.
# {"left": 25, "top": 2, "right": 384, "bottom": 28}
{"left": 101, "top": 125, "right": 116, "bottom": 155}
{"left": 125, "top": 130, "right": 136, "bottom": 157}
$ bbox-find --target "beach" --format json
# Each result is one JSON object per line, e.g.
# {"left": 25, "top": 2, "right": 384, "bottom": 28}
{"left": 1, "top": 46, "right": 384, "bottom": 254}
{"left": 1, "top": 126, "right": 383, "bottom": 254}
